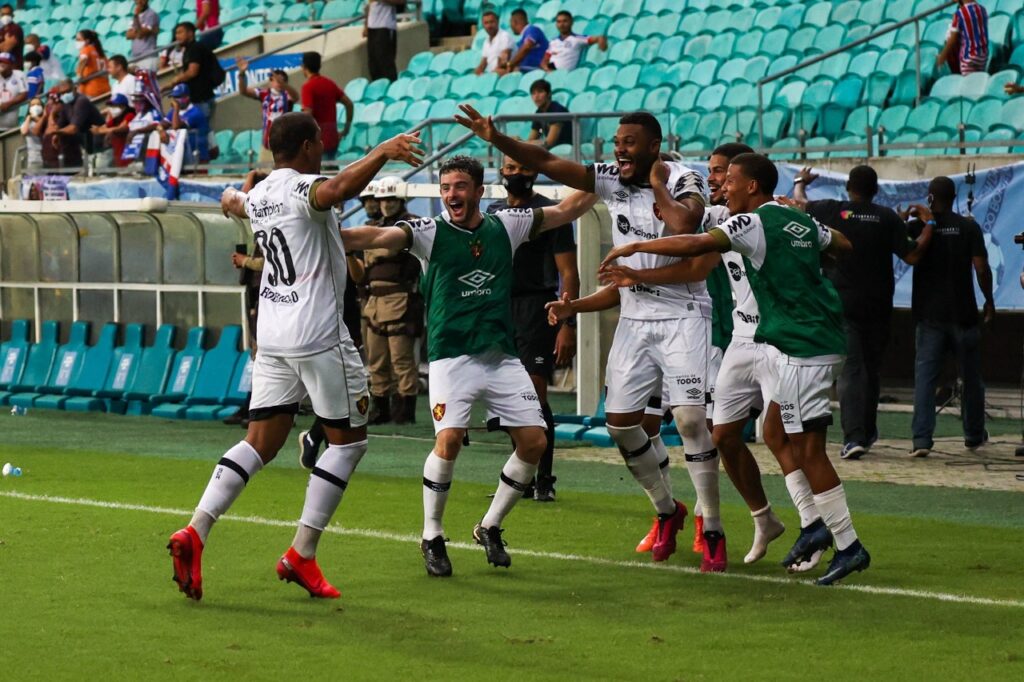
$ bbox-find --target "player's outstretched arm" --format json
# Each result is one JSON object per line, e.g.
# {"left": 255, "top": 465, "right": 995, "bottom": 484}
{"left": 340, "top": 226, "right": 409, "bottom": 251}
{"left": 650, "top": 159, "right": 704, "bottom": 235}
{"left": 455, "top": 104, "right": 594, "bottom": 192}
{"left": 545, "top": 285, "right": 620, "bottom": 326}
{"left": 599, "top": 231, "right": 727, "bottom": 270}
{"left": 533, "top": 190, "right": 599, "bottom": 237}
{"left": 599, "top": 252, "right": 721, "bottom": 287}
{"left": 313, "top": 132, "right": 424, "bottom": 209}
{"left": 221, "top": 187, "right": 247, "bottom": 219}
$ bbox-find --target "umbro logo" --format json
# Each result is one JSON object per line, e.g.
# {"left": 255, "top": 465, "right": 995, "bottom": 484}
{"left": 686, "top": 387, "right": 702, "bottom": 399}
{"left": 457, "top": 269, "right": 496, "bottom": 290}
{"left": 783, "top": 222, "right": 811, "bottom": 239}
{"left": 782, "top": 412, "right": 794, "bottom": 421}
{"left": 613, "top": 190, "right": 629, "bottom": 201}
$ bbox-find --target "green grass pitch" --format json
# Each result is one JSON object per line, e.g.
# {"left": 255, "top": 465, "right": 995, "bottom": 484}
{"left": 1, "top": 408, "right": 1022, "bottom": 680}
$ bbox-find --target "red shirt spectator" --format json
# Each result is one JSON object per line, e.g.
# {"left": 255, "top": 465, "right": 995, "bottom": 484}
{"left": 0, "top": 4, "right": 24, "bottom": 69}
{"left": 197, "top": 0, "right": 219, "bottom": 30}
{"left": 299, "top": 52, "right": 353, "bottom": 157}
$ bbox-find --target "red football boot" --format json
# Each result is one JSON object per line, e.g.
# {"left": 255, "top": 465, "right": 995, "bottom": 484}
{"left": 651, "top": 500, "right": 688, "bottom": 562}
{"left": 635, "top": 517, "right": 658, "bottom": 553}
{"left": 692, "top": 514, "right": 705, "bottom": 554}
{"left": 167, "top": 526, "right": 204, "bottom": 601}
{"left": 700, "top": 530, "right": 728, "bottom": 573}
{"left": 276, "top": 547, "right": 341, "bottom": 599}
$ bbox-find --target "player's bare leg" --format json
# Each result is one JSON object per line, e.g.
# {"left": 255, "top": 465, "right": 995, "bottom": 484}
{"left": 713, "top": 419, "right": 785, "bottom": 564}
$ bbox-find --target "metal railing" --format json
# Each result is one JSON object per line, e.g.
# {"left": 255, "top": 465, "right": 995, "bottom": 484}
{"left": 757, "top": 0, "right": 958, "bottom": 148}
{"left": 0, "top": 281, "right": 248, "bottom": 350}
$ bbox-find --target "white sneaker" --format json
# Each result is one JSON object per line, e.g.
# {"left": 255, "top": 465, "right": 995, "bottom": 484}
{"left": 744, "top": 508, "right": 785, "bottom": 564}
{"left": 909, "top": 447, "right": 931, "bottom": 458}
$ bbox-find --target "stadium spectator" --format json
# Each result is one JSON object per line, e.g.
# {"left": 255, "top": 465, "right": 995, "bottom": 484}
{"left": 360, "top": 176, "right": 422, "bottom": 426}
{"left": 123, "top": 89, "right": 163, "bottom": 163}
{"left": 0, "top": 4, "right": 23, "bottom": 69}
{"left": 540, "top": 11, "right": 607, "bottom": 72}
{"left": 195, "top": 0, "right": 223, "bottom": 50}
{"left": 792, "top": 166, "right": 934, "bottom": 460}
{"left": 24, "top": 50, "right": 42, "bottom": 98}
{"left": 127, "top": 0, "right": 160, "bottom": 72}
{"left": 527, "top": 79, "right": 572, "bottom": 149}
{"left": 0, "top": 51, "right": 27, "bottom": 131}
{"left": 474, "top": 10, "right": 514, "bottom": 76}
{"left": 45, "top": 81, "right": 104, "bottom": 168}
{"left": 19, "top": 95, "right": 44, "bottom": 169}
{"left": 507, "top": 8, "right": 548, "bottom": 73}
{"left": 486, "top": 153, "right": 579, "bottom": 502}
{"left": 165, "top": 83, "right": 210, "bottom": 162}
{"left": 363, "top": 0, "right": 401, "bottom": 82}
{"left": 108, "top": 55, "right": 137, "bottom": 101}
{"left": 76, "top": 30, "right": 111, "bottom": 99}
{"left": 24, "top": 34, "right": 65, "bottom": 83}
{"left": 938, "top": 0, "right": 988, "bottom": 75}
{"left": 90, "top": 93, "right": 135, "bottom": 168}
{"left": 907, "top": 176, "right": 993, "bottom": 458}
{"left": 160, "top": 42, "right": 186, "bottom": 71}
{"left": 300, "top": 51, "right": 353, "bottom": 160}
{"left": 169, "top": 21, "right": 222, "bottom": 157}
{"left": 236, "top": 56, "right": 298, "bottom": 163}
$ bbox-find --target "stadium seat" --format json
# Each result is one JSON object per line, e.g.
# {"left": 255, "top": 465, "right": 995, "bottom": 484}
{"left": 345, "top": 78, "right": 369, "bottom": 103}
{"left": 986, "top": 71, "right": 1019, "bottom": 98}
{"left": 120, "top": 324, "right": 178, "bottom": 416}
{"left": 935, "top": 102, "right": 973, "bottom": 135}
{"left": 803, "top": 2, "right": 832, "bottom": 28}
{"left": 696, "top": 83, "right": 727, "bottom": 113}
{"left": 844, "top": 106, "right": 881, "bottom": 136}
{"left": 901, "top": 101, "right": 942, "bottom": 135}
{"left": 9, "top": 321, "right": 90, "bottom": 409}
{"left": 151, "top": 326, "right": 241, "bottom": 420}
{"left": 35, "top": 323, "right": 118, "bottom": 411}
{"left": 876, "top": 105, "right": 911, "bottom": 135}
{"left": 146, "top": 327, "right": 206, "bottom": 413}
{"left": 0, "top": 320, "right": 31, "bottom": 400}
{"left": 777, "top": 4, "right": 805, "bottom": 30}
{"left": 63, "top": 323, "right": 145, "bottom": 413}
{"left": 190, "top": 353, "right": 254, "bottom": 421}
{"left": 0, "top": 321, "right": 59, "bottom": 406}
{"left": 758, "top": 28, "right": 790, "bottom": 59}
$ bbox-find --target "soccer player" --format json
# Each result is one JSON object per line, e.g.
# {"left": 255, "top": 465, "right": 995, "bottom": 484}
{"left": 338, "top": 155, "right": 597, "bottom": 577}
{"left": 167, "top": 113, "right": 422, "bottom": 601}
{"left": 456, "top": 104, "right": 725, "bottom": 570}
{"left": 600, "top": 153, "right": 872, "bottom": 586}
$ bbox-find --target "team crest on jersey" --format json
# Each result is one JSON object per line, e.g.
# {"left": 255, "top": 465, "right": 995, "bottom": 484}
{"left": 356, "top": 395, "right": 369, "bottom": 415}
{"left": 469, "top": 238, "right": 483, "bottom": 258}
{"left": 432, "top": 403, "right": 446, "bottom": 421}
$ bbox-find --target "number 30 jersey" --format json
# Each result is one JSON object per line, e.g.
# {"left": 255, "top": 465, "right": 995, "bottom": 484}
{"left": 244, "top": 168, "right": 350, "bottom": 357}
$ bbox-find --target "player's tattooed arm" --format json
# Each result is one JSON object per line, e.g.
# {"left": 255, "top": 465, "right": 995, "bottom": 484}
{"left": 220, "top": 187, "right": 248, "bottom": 219}
{"left": 598, "top": 231, "right": 726, "bottom": 270}
{"left": 339, "top": 226, "right": 410, "bottom": 251}
{"left": 650, "top": 160, "right": 705, "bottom": 235}
{"left": 313, "top": 132, "right": 424, "bottom": 209}
{"left": 532, "top": 190, "right": 599, "bottom": 237}
{"left": 599, "top": 252, "right": 721, "bottom": 287}
{"left": 455, "top": 104, "right": 595, "bottom": 192}
{"left": 545, "top": 285, "right": 620, "bottom": 326}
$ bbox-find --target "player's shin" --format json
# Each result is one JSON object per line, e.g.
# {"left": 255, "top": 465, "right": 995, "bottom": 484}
{"left": 812, "top": 484, "right": 859, "bottom": 552}
{"left": 423, "top": 451, "right": 455, "bottom": 540}
{"left": 609, "top": 423, "right": 676, "bottom": 515}
{"left": 674, "top": 406, "right": 722, "bottom": 533}
{"left": 293, "top": 440, "right": 368, "bottom": 557}
{"left": 192, "top": 440, "right": 265, "bottom": 543}
{"left": 649, "top": 433, "right": 672, "bottom": 490}
{"left": 784, "top": 470, "right": 822, "bottom": 527}
{"left": 481, "top": 451, "right": 538, "bottom": 528}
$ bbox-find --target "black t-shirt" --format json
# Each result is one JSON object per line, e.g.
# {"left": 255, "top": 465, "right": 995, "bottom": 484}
{"left": 806, "top": 199, "right": 914, "bottom": 318}
{"left": 183, "top": 40, "right": 217, "bottom": 103}
{"left": 909, "top": 212, "right": 987, "bottom": 326}
{"left": 531, "top": 100, "right": 573, "bottom": 148}
{"left": 487, "top": 193, "right": 575, "bottom": 296}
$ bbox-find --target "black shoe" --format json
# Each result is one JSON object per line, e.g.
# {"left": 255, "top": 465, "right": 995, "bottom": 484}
{"left": 965, "top": 429, "right": 989, "bottom": 450}
{"left": 534, "top": 475, "right": 556, "bottom": 502}
{"left": 780, "top": 518, "right": 833, "bottom": 570}
{"left": 522, "top": 483, "right": 535, "bottom": 500}
{"left": 298, "top": 430, "right": 320, "bottom": 470}
{"left": 368, "top": 395, "right": 391, "bottom": 425}
{"left": 473, "top": 523, "right": 511, "bottom": 568}
{"left": 816, "top": 541, "right": 871, "bottom": 586}
{"left": 393, "top": 395, "right": 417, "bottom": 425}
{"left": 421, "top": 536, "right": 452, "bottom": 577}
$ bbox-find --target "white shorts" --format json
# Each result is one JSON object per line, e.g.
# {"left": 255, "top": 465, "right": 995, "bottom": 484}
{"left": 606, "top": 316, "right": 711, "bottom": 414}
{"left": 771, "top": 353, "right": 843, "bottom": 435}
{"left": 644, "top": 344, "right": 722, "bottom": 417}
{"left": 428, "top": 350, "right": 546, "bottom": 434}
{"left": 250, "top": 339, "right": 369, "bottom": 428}
{"left": 713, "top": 338, "right": 779, "bottom": 426}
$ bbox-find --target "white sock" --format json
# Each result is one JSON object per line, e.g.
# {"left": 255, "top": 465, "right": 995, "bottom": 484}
{"left": 193, "top": 440, "right": 264, "bottom": 544}
{"left": 673, "top": 406, "right": 720, "bottom": 532}
{"left": 481, "top": 452, "right": 537, "bottom": 528}
{"left": 650, "top": 434, "right": 672, "bottom": 491}
{"left": 294, "top": 440, "right": 367, "bottom": 557}
{"left": 608, "top": 424, "right": 676, "bottom": 516}
{"left": 745, "top": 504, "right": 786, "bottom": 564}
{"left": 813, "top": 484, "right": 859, "bottom": 552}
{"left": 784, "top": 470, "right": 822, "bottom": 528}
{"left": 422, "top": 451, "right": 455, "bottom": 540}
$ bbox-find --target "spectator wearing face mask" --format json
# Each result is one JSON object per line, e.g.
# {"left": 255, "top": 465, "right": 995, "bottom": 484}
{"left": 24, "top": 50, "right": 43, "bottom": 98}
{"left": 0, "top": 51, "right": 27, "bottom": 131}
{"left": 44, "top": 82, "right": 104, "bottom": 168}
{"left": 90, "top": 93, "right": 135, "bottom": 167}
{"left": 165, "top": 82, "right": 210, "bottom": 163}
{"left": 122, "top": 89, "right": 163, "bottom": 163}
{"left": 0, "top": 4, "right": 23, "bottom": 69}
{"left": 235, "top": 57, "right": 299, "bottom": 163}
{"left": 20, "top": 95, "right": 45, "bottom": 169}
{"left": 76, "top": 30, "right": 111, "bottom": 99}
{"left": 24, "top": 34, "right": 65, "bottom": 83}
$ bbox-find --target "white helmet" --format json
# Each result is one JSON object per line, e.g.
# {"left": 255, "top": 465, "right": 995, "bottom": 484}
{"left": 374, "top": 175, "right": 407, "bottom": 199}
{"left": 359, "top": 180, "right": 379, "bottom": 200}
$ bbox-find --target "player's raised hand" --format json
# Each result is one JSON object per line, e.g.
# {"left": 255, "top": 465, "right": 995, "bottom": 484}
{"left": 598, "top": 265, "right": 642, "bottom": 288}
{"left": 599, "top": 242, "right": 640, "bottom": 270}
{"left": 454, "top": 104, "right": 496, "bottom": 142}
{"left": 545, "top": 292, "right": 574, "bottom": 326}
{"left": 379, "top": 131, "right": 424, "bottom": 166}
{"left": 650, "top": 159, "right": 670, "bottom": 187}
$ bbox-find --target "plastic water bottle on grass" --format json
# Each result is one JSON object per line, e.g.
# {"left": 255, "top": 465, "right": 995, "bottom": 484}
{"left": 10, "top": 406, "right": 26, "bottom": 416}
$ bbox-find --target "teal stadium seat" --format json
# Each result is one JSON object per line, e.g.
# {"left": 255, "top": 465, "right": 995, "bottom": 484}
{"left": 935, "top": 101, "right": 973, "bottom": 134}
{"left": 345, "top": 78, "right": 369, "bottom": 103}
{"left": 877, "top": 105, "right": 911, "bottom": 135}
{"left": 803, "top": 2, "right": 832, "bottom": 28}
{"left": 64, "top": 323, "right": 145, "bottom": 413}
{"left": 9, "top": 321, "right": 90, "bottom": 409}
{"left": 190, "top": 353, "right": 255, "bottom": 421}
{"left": 151, "top": 327, "right": 242, "bottom": 420}
{"left": 900, "top": 101, "right": 942, "bottom": 135}
{"left": 120, "top": 324, "right": 178, "bottom": 416}
{"left": 0, "top": 320, "right": 31, "bottom": 402}
{"left": 35, "top": 323, "right": 118, "bottom": 410}
{"left": 986, "top": 71, "right": 1019, "bottom": 98}
{"left": 146, "top": 327, "right": 206, "bottom": 413}
{"left": 0, "top": 321, "right": 58, "bottom": 406}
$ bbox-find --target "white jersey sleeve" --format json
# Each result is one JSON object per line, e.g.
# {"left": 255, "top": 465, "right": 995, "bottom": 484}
{"left": 670, "top": 166, "right": 708, "bottom": 205}
{"left": 815, "top": 218, "right": 832, "bottom": 252}
{"left": 717, "top": 212, "right": 767, "bottom": 269}
{"left": 589, "top": 162, "right": 622, "bottom": 203}
{"left": 492, "top": 208, "right": 540, "bottom": 251}
{"left": 397, "top": 217, "right": 438, "bottom": 263}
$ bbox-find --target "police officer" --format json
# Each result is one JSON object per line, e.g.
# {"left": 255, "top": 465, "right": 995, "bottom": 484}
{"left": 361, "top": 175, "right": 424, "bottom": 425}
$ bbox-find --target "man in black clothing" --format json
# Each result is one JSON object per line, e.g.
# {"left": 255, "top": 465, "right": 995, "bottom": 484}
{"left": 793, "top": 165, "right": 933, "bottom": 460}
{"left": 527, "top": 79, "right": 573, "bottom": 150}
{"left": 906, "top": 176, "right": 994, "bottom": 458}
{"left": 169, "top": 22, "right": 219, "bottom": 149}
{"left": 48, "top": 79, "right": 104, "bottom": 167}
{"left": 485, "top": 154, "right": 579, "bottom": 501}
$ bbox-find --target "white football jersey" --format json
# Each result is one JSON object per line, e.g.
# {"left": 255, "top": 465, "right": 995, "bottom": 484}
{"left": 593, "top": 160, "right": 711, "bottom": 320}
{"left": 546, "top": 33, "right": 591, "bottom": 71}
{"left": 244, "top": 168, "right": 350, "bottom": 357}
{"left": 703, "top": 204, "right": 759, "bottom": 340}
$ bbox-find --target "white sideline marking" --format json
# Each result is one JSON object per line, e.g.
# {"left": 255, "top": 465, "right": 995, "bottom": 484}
{"left": 2, "top": 489, "right": 1023, "bottom": 610}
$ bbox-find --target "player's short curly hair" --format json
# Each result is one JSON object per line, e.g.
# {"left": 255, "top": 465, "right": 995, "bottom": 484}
{"left": 439, "top": 155, "right": 484, "bottom": 187}
{"left": 618, "top": 112, "right": 662, "bottom": 141}
{"left": 730, "top": 153, "right": 779, "bottom": 196}
{"left": 269, "top": 112, "right": 320, "bottom": 161}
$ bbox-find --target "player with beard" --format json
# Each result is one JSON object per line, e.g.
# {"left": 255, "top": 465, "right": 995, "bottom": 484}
{"left": 601, "top": 154, "right": 872, "bottom": 586}
{"left": 339, "top": 156, "right": 597, "bottom": 577}
{"left": 457, "top": 105, "right": 725, "bottom": 568}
